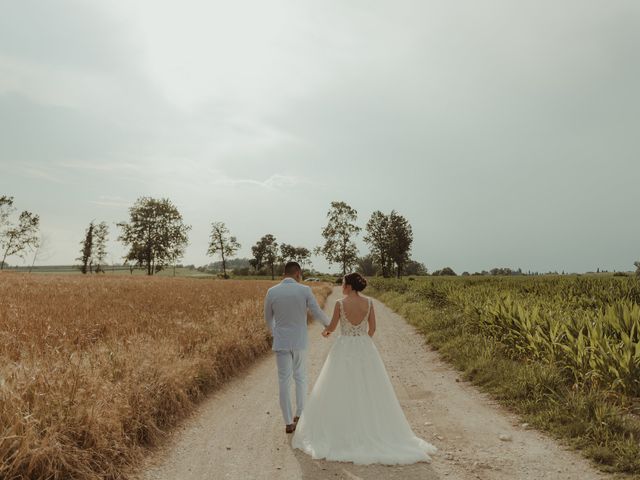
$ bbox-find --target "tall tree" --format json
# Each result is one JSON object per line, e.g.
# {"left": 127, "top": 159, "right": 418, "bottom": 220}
{"left": 77, "top": 221, "right": 95, "bottom": 274}
{"left": 294, "top": 246, "right": 311, "bottom": 268}
{"left": 387, "top": 210, "right": 413, "bottom": 278}
{"left": 364, "top": 210, "right": 392, "bottom": 277}
{"left": 0, "top": 196, "right": 13, "bottom": 269}
{"left": 317, "top": 201, "right": 361, "bottom": 275}
{"left": 279, "top": 243, "right": 297, "bottom": 264}
{"left": 364, "top": 210, "right": 414, "bottom": 278}
{"left": 261, "top": 234, "right": 279, "bottom": 280}
{"left": 118, "top": 197, "right": 191, "bottom": 275}
{"left": 250, "top": 235, "right": 269, "bottom": 272}
{"left": 0, "top": 195, "right": 13, "bottom": 231}
{"left": 279, "top": 244, "right": 312, "bottom": 268}
{"left": 1, "top": 210, "right": 40, "bottom": 270}
{"left": 207, "top": 222, "right": 241, "bottom": 278}
{"left": 93, "top": 221, "right": 109, "bottom": 273}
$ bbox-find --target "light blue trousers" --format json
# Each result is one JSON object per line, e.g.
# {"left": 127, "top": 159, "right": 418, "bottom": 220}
{"left": 275, "top": 350, "right": 307, "bottom": 425}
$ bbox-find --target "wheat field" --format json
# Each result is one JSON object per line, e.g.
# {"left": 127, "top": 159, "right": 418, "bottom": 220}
{"left": 0, "top": 274, "right": 332, "bottom": 480}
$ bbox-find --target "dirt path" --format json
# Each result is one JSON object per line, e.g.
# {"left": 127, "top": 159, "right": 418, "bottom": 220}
{"left": 139, "top": 287, "right": 607, "bottom": 480}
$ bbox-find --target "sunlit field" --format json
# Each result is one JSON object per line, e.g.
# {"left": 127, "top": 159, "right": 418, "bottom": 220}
{"left": 0, "top": 274, "right": 332, "bottom": 480}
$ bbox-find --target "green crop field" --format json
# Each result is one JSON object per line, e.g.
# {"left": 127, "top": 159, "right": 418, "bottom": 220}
{"left": 369, "top": 275, "right": 640, "bottom": 474}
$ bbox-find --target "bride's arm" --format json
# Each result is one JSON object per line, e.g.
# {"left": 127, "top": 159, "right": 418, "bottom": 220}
{"left": 322, "top": 303, "right": 340, "bottom": 337}
{"left": 367, "top": 304, "right": 376, "bottom": 337}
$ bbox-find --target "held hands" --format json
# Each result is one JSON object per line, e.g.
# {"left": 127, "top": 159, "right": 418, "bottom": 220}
{"left": 321, "top": 329, "right": 332, "bottom": 338}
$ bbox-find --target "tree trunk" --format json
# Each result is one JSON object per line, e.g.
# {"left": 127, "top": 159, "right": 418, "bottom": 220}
{"left": 271, "top": 263, "right": 274, "bottom": 280}
{"left": 1, "top": 236, "right": 14, "bottom": 270}
{"left": 29, "top": 246, "right": 38, "bottom": 273}
{"left": 218, "top": 236, "right": 227, "bottom": 279}
{"left": 221, "top": 253, "right": 227, "bottom": 278}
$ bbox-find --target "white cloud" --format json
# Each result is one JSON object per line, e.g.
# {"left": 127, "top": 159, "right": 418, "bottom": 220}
{"left": 89, "top": 195, "right": 131, "bottom": 208}
{"left": 58, "top": 161, "right": 144, "bottom": 174}
{"left": 20, "top": 166, "right": 66, "bottom": 184}
{"left": 211, "top": 173, "right": 307, "bottom": 189}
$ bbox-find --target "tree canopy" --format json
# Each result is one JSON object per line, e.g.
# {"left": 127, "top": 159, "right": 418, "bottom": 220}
{"left": 207, "top": 221, "right": 241, "bottom": 278}
{"left": 1, "top": 196, "right": 40, "bottom": 270}
{"left": 364, "top": 209, "right": 413, "bottom": 278}
{"left": 317, "top": 201, "right": 361, "bottom": 275}
{"left": 118, "top": 197, "right": 191, "bottom": 275}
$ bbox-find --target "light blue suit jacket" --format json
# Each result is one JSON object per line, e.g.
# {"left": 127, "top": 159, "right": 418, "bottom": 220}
{"left": 264, "top": 278, "right": 330, "bottom": 351}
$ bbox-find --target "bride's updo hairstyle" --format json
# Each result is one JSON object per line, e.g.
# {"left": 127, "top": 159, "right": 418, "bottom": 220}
{"left": 344, "top": 272, "right": 367, "bottom": 292}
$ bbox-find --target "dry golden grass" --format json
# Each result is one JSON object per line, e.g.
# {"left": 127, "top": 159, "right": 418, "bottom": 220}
{"left": 0, "top": 274, "right": 332, "bottom": 480}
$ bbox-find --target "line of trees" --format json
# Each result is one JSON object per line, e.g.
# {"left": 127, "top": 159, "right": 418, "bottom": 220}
{"left": 108, "top": 197, "right": 418, "bottom": 278}
{"left": 314, "top": 201, "right": 416, "bottom": 278}
{"left": 248, "top": 234, "right": 312, "bottom": 279}
{"left": 79, "top": 197, "right": 418, "bottom": 278}
{"left": 77, "top": 221, "right": 109, "bottom": 274}
{"left": 7, "top": 192, "right": 640, "bottom": 279}
{"left": 1, "top": 194, "right": 418, "bottom": 278}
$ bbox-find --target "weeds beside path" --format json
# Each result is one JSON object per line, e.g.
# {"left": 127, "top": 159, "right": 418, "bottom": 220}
{"left": 369, "top": 276, "right": 640, "bottom": 477}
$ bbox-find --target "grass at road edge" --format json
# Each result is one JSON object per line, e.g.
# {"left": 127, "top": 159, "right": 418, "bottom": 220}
{"left": 369, "top": 287, "right": 640, "bottom": 478}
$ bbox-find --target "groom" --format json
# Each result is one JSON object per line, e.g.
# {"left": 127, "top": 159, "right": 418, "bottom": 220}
{"left": 264, "top": 261, "right": 330, "bottom": 433}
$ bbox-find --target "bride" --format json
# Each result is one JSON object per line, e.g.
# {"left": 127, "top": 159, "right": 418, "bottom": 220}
{"left": 292, "top": 272, "right": 437, "bottom": 465}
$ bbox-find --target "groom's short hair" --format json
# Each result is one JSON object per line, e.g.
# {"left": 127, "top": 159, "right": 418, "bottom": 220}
{"left": 284, "top": 261, "right": 302, "bottom": 275}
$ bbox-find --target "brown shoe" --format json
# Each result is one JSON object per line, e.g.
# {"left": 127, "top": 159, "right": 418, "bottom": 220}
{"left": 293, "top": 416, "right": 300, "bottom": 425}
{"left": 285, "top": 423, "right": 296, "bottom": 434}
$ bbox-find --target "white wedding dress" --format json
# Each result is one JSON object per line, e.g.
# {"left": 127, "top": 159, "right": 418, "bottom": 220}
{"left": 292, "top": 298, "right": 437, "bottom": 465}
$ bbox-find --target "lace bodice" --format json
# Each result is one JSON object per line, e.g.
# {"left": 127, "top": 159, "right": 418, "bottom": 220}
{"left": 338, "top": 298, "right": 372, "bottom": 336}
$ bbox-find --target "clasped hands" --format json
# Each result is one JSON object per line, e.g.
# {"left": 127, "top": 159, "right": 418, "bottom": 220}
{"left": 321, "top": 328, "right": 332, "bottom": 338}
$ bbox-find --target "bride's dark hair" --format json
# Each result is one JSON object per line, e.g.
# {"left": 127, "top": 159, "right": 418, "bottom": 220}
{"left": 343, "top": 272, "right": 367, "bottom": 292}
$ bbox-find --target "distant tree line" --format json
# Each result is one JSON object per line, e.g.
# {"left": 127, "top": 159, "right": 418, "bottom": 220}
{"left": 81, "top": 197, "right": 640, "bottom": 280}
{"left": 249, "top": 234, "right": 312, "bottom": 279}
{"left": 7, "top": 192, "right": 640, "bottom": 279}
{"left": 432, "top": 267, "right": 527, "bottom": 276}
{"left": 78, "top": 197, "right": 420, "bottom": 278}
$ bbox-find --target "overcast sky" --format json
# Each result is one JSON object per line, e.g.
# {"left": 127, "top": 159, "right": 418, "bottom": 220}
{"left": 1, "top": 0, "right": 639, "bottom": 274}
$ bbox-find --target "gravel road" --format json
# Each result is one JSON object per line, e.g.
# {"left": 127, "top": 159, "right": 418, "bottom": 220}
{"left": 139, "top": 287, "right": 606, "bottom": 480}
